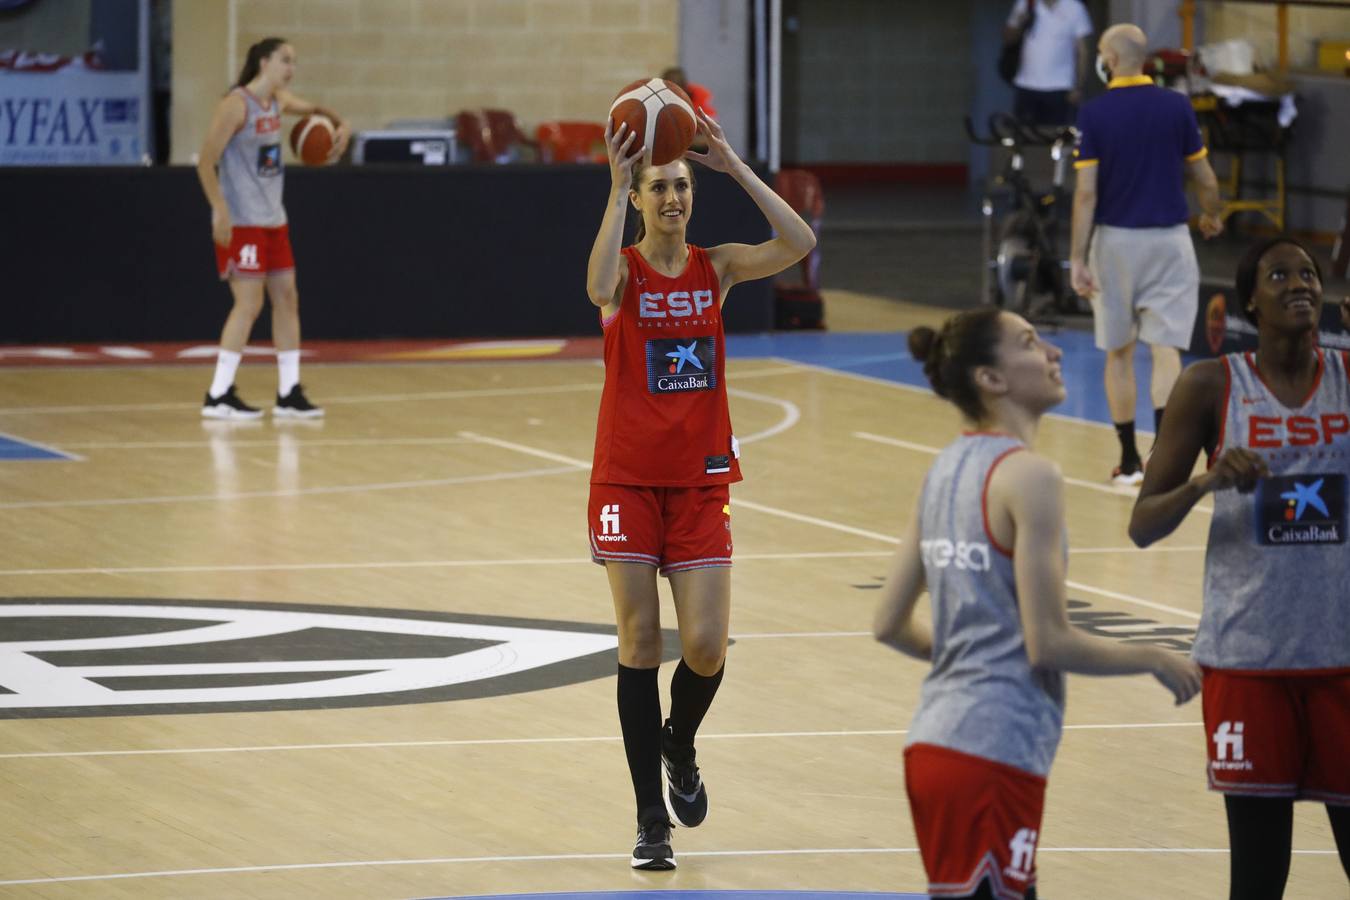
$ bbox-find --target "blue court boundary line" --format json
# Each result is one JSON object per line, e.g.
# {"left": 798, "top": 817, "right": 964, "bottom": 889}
{"left": 0, "top": 431, "right": 81, "bottom": 462}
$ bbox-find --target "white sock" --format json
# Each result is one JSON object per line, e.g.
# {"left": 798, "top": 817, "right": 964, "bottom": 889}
{"left": 277, "top": 349, "right": 301, "bottom": 396}
{"left": 209, "top": 349, "right": 242, "bottom": 399}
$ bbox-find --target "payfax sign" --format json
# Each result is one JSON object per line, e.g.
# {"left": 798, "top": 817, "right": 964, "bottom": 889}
{"left": 0, "top": 70, "right": 147, "bottom": 165}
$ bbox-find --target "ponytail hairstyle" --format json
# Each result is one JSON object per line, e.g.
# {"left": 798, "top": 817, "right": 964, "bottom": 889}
{"left": 236, "top": 37, "right": 288, "bottom": 87}
{"left": 628, "top": 158, "right": 696, "bottom": 244}
{"left": 908, "top": 307, "right": 1006, "bottom": 421}
{"left": 1234, "top": 235, "right": 1322, "bottom": 324}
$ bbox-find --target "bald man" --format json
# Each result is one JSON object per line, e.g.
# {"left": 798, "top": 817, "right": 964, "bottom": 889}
{"left": 1069, "top": 23, "right": 1223, "bottom": 485}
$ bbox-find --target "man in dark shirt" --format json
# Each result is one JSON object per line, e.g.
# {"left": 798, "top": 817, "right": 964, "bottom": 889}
{"left": 1070, "top": 23, "right": 1223, "bottom": 485}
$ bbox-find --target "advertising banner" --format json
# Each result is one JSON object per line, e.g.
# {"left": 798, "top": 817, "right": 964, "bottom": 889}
{"left": 0, "top": 67, "right": 147, "bottom": 164}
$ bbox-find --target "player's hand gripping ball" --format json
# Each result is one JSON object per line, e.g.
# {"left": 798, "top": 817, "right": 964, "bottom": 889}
{"left": 289, "top": 114, "right": 337, "bottom": 166}
{"left": 607, "top": 78, "right": 697, "bottom": 166}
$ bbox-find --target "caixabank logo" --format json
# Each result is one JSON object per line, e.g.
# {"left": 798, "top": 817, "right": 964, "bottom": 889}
{"left": 0, "top": 598, "right": 679, "bottom": 719}
{"left": 1257, "top": 473, "right": 1346, "bottom": 545}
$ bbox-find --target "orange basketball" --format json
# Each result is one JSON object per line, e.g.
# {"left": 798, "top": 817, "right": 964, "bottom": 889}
{"left": 289, "top": 114, "right": 336, "bottom": 166}
{"left": 607, "top": 77, "right": 697, "bottom": 166}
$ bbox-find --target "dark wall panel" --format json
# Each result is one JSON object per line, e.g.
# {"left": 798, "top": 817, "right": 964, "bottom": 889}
{"left": 3, "top": 165, "right": 772, "bottom": 343}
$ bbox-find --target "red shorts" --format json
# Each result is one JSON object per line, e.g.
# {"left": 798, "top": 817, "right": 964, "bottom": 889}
{"left": 1202, "top": 668, "right": 1350, "bottom": 804}
{"left": 215, "top": 224, "right": 294, "bottom": 279}
{"left": 587, "top": 483, "right": 731, "bottom": 576}
{"left": 904, "top": 743, "right": 1046, "bottom": 900}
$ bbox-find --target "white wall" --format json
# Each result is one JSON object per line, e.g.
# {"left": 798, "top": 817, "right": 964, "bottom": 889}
{"left": 679, "top": 0, "right": 750, "bottom": 156}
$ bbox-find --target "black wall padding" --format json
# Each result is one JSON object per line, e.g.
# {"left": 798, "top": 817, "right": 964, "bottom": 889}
{"left": 3, "top": 165, "right": 773, "bottom": 343}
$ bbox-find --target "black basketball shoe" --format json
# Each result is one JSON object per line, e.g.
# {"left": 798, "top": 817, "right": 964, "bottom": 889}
{"left": 273, "top": 384, "right": 324, "bottom": 419}
{"left": 661, "top": 720, "right": 708, "bottom": 828}
{"left": 202, "top": 385, "right": 263, "bottom": 420}
{"left": 630, "top": 817, "right": 675, "bottom": 870}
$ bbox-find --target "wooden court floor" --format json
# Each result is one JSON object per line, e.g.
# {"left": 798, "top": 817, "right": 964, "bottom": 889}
{"left": 0, "top": 349, "right": 1343, "bottom": 899}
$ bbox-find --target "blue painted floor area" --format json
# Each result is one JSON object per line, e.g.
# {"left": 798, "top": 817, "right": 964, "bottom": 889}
{"left": 0, "top": 433, "right": 76, "bottom": 461}
{"left": 728, "top": 329, "right": 1174, "bottom": 432}
{"left": 435, "top": 892, "right": 925, "bottom": 900}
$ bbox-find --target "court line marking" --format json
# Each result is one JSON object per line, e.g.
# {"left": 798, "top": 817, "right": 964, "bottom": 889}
{"left": 0, "top": 844, "right": 1334, "bottom": 886}
{"left": 0, "top": 388, "right": 795, "bottom": 511}
{"left": 0, "top": 550, "right": 890, "bottom": 577}
{"left": 0, "top": 365, "right": 798, "bottom": 417}
{"left": 0, "top": 465, "right": 580, "bottom": 510}
{"left": 854, "top": 430, "right": 1213, "bottom": 515}
{"left": 55, "top": 437, "right": 482, "bottom": 449}
{"left": 0, "top": 723, "right": 1203, "bottom": 761}
{"left": 776, "top": 356, "right": 1159, "bottom": 441}
{"left": 0, "top": 546, "right": 1184, "bottom": 578}
{"left": 454, "top": 433, "right": 1205, "bottom": 622}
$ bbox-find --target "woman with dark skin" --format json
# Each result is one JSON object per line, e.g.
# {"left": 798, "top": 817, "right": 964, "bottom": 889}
{"left": 1130, "top": 238, "right": 1350, "bottom": 900}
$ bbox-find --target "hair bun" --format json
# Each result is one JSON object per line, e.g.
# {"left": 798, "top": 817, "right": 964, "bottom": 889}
{"left": 908, "top": 326, "right": 939, "bottom": 364}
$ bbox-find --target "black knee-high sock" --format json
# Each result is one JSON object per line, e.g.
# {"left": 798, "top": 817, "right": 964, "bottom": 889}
{"left": 1115, "top": 420, "right": 1141, "bottom": 467}
{"left": 666, "top": 658, "right": 724, "bottom": 746}
{"left": 964, "top": 879, "right": 1036, "bottom": 900}
{"left": 1225, "top": 795, "right": 1293, "bottom": 900}
{"left": 617, "top": 663, "right": 664, "bottom": 823}
{"left": 1328, "top": 803, "right": 1350, "bottom": 880}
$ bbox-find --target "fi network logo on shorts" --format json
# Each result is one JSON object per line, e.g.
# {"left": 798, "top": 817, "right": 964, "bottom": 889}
{"left": 0, "top": 598, "right": 649, "bottom": 718}
{"left": 596, "top": 504, "right": 627, "bottom": 542}
{"left": 1004, "top": 828, "right": 1038, "bottom": 880}
{"left": 1211, "top": 721, "right": 1252, "bottom": 771}
{"left": 1257, "top": 474, "right": 1345, "bottom": 546}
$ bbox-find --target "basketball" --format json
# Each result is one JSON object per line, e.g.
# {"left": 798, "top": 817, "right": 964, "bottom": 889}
{"left": 607, "top": 77, "right": 697, "bottom": 166}
{"left": 289, "top": 113, "right": 336, "bottom": 166}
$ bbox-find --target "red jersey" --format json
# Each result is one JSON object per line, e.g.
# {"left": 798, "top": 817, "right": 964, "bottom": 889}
{"left": 590, "top": 244, "right": 742, "bottom": 487}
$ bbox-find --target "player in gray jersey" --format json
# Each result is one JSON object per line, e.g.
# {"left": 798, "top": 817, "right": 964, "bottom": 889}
{"left": 876, "top": 306, "right": 1200, "bottom": 900}
{"left": 195, "top": 37, "right": 349, "bottom": 420}
{"left": 1131, "top": 237, "right": 1350, "bottom": 899}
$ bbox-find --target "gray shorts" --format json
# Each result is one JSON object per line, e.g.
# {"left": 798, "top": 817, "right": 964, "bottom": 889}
{"left": 1089, "top": 224, "right": 1199, "bottom": 351}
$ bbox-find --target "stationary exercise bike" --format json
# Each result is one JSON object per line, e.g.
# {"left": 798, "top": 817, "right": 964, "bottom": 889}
{"left": 966, "top": 113, "right": 1085, "bottom": 322}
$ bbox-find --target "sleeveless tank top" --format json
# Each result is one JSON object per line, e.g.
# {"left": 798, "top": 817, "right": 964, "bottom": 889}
{"left": 905, "top": 434, "right": 1066, "bottom": 777}
{"left": 1195, "top": 348, "right": 1350, "bottom": 671}
{"left": 218, "top": 87, "right": 286, "bottom": 227}
{"left": 590, "top": 245, "right": 741, "bottom": 487}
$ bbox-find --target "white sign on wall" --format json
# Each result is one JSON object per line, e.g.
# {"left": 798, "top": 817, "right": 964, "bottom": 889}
{"left": 0, "top": 68, "right": 147, "bottom": 164}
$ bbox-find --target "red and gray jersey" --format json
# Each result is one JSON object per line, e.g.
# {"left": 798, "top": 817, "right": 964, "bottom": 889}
{"left": 905, "top": 433, "right": 1066, "bottom": 778}
{"left": 1197, "top": 349, "right": 1350, "bottom": 671}
{"left": 218, "top": 87, "right": 286, "bottom": 227}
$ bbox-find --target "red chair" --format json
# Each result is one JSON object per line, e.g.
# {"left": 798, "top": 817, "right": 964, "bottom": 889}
{"left": 536, "top": 121, "right": 607, "bottom": 164}
{"left": 454, "top": 109, "right": 491, "bottom": 162}
{"left": 455, "top": 109, "right": 537, "bottom": 163}
{"left": 772, "top": 168, "right": 826, "bottom": 329}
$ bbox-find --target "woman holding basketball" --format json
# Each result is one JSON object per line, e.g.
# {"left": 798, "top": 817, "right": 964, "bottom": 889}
{"left": 586, "top": 107, "right": 815, "bottom": 870}
{"left": 196, "top": 37, "right": 349, "bottom": 419}
{"left": 874, "top": 307, "right": 1202, "bottom": 900}
{"left": 1129, "top": 237, "right": 1350, "bottom": 899}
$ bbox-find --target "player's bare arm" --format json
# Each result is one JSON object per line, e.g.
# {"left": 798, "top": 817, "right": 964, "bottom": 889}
{"left": 874, "top": 498, "right": 932, "bottom": 660}
{"left": 1001, "top": 453, "right": 1201, "bottom": 703}
{"left": 694, "top": 110, "right": 815, "bottom": 299}
{"left": 587, "top": 120, "right": 641, "bottom": 315}
{"left": 276, "top": 89, "right": 350, "bottom": 160}
{"left": 196, "top": 93, "right": 248, "bottom": 246}
{"left": 1129, "top": 360, "right": 1268, "bottom": 547}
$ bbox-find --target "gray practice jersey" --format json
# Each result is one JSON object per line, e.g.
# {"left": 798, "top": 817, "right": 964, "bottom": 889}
{"left": 1195, "top": 349, "right": 1350, "bottom": 671}
{"left": 218, "top": 87, "right": 286, "bottom": 227}
{"left": 906, "top": 434, "right": 1066, "bottom": 778}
